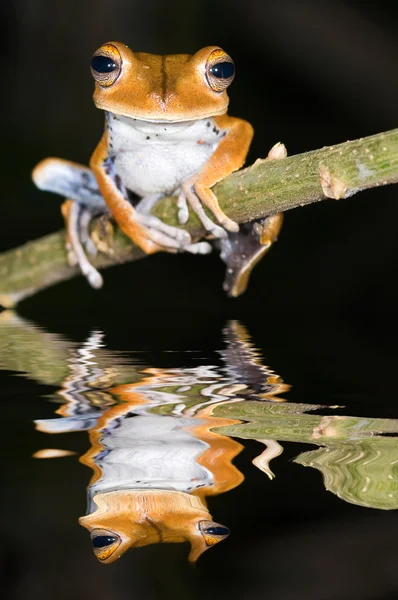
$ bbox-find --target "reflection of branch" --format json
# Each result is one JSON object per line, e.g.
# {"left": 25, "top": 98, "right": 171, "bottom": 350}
{"left": 1, "top": 128, "right": 398, "bottom": 306}
{"left": 0, "top": 311, "right": 142, "bottom": 386}
{"left": 295, "top": 440, "right": 398, "bottom": 510}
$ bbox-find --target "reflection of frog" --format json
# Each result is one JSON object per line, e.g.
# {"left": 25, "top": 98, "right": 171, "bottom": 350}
{"left": 32, "top": 42, "right": 284, "bottom": 296}
{"left": 78, "top": 380, "right": 244, "bottom": 563}
{"left": 34, "top": 322, "right": 288, "bottom": 562}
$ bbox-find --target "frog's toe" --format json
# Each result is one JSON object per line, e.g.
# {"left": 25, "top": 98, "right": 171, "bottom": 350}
{"left": 184, "top": 241, "right": 212, "bottom": 255}
{"left": 84, "top": 237, "right": 98, "bottom": 256}
{"left": 64, "top": 199, "right": 105, "bottom": 289}
{"left": 209, "top": 223, "right": 228, "bottom": 239}
{"left": 65, "top": 242, "right": 78, "bottom": 267}
{"left": 177, "top": 193, "right": 190, "bottom": 225}
{"left": 86, "top": 267, "right": 104, "bottom": 289}
{"left": 137, "top": 213, "right": 191, "bottom": 245}
{"left": 220, "top": 217, "right": 239, "bottom": 233}
{"left": 173, "top": 228, "right": 191, "bottom": 245}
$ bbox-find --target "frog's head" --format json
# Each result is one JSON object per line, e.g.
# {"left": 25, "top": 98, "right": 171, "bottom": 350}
{"left": 79, "top": 489, "right": 230, "bottom": 563}
{"left": 90, "top": 42, "right": 235, "bottom": 122}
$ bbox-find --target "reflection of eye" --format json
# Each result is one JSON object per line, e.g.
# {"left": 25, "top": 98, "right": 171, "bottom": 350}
{"left": 91, "top": 529, "right": 121, "bottom": 562}
{"left": 204, "top": 525, "right": 230, "bottom": 536}
{"left": 206, "top": 49, "right": 235, "bottom": 92}
{"left": 199, "top": 520, "right": 230, "bottom": 547}
{"left": 91, "top": 44, "right": 122, "bottom": 87}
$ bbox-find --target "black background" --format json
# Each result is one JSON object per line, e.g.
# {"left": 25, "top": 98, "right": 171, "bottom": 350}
{"left": 1, "top": 2, "right": 398, "bottom": 599}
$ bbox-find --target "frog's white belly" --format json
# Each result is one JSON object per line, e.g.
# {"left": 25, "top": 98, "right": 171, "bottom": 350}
{"left": 90, "top": 415, "right": 213, "bottom": 499}
{"left": 107, "top": 113, "right": 225, "bottom": 197}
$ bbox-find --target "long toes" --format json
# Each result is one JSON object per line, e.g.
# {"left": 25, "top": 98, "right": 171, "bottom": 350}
{"left": 159, "top": 222, "right": 191, "bottom": 244}
{"left": 86, "top": 268, "right": 103, "bottom": 289}
{"left": 221, "top": 219, "right": 239, "bottom": 233}
{"left": 84, "top": 237, "right": 98, "bottom": 256}
{"left": 177, "top": 197, "right": 190, "bottom": 224}
{"left": 158, "top": 224, "right": 191, "bottom": 244}
{"left": 178, "top": 206, "right": 189, "bottom": 225}
{"left": 138, "top": 213, "right": 191, "bottom": 244}
{"left": 173, "top": 229, "right": 191, "bottom": 245}
{"left": 145, "top": 229, "right": 181, "bottom": 249}
{"left": 66, "top": 244, "right": 78, "bottom": 267}
{"left": 185, "top": 242, "right": 212, "bottom": 255}
{"left": 210, "top": 224, "right": 228, "bottom": 239}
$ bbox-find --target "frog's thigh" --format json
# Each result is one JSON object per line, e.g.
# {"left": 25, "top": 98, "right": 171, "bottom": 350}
{"left": 32, "top": 158, "right": 106, "bottom": 209}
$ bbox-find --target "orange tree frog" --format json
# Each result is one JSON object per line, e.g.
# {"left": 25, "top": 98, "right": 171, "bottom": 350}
{"left": 33, "top": 42, "right": 284, "bottom": 295}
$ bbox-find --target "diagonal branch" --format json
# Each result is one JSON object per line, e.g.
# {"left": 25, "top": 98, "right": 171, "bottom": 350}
{"left": 1, "top": 128, "right": 398, "bottom": 307}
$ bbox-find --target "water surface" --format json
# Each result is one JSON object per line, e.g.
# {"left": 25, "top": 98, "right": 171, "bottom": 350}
{"left": 1, "top": 312, "right": 397, "bottom": 600}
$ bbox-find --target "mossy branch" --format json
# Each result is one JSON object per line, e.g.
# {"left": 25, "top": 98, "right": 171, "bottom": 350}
{"left": 1, "top": 129, "right": 398, "bottom": 307}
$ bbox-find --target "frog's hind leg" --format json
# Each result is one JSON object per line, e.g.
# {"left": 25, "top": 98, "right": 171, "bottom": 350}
{"left": 61, "top": 200, "right": 104, "bottom": 289}
{"left": 32, "top": 158, "right": 106, "bottom": 210}
{"left": 33, "top": 158, "right": 108, "bottom": 288}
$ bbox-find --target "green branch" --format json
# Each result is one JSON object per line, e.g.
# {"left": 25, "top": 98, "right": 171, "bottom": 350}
{"left": 1, "top": 128, "right": 398, "bottom": 307}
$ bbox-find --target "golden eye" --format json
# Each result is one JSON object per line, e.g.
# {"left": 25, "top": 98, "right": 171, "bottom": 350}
{"left": 199, "top": 520, "right": 230, "bottom": 547}
{"left": 90, "top": 529, "right": 121, "bottom": 562}
{"left": 206, "top": 49, "right": 235, "bottom": 92}
{"left": 91, "top": 44, "right": 122, "bottom": 87}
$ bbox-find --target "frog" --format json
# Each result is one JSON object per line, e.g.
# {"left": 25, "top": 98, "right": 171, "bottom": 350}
{"left": 32, "top": 42, "right": 284, "bottom": 295}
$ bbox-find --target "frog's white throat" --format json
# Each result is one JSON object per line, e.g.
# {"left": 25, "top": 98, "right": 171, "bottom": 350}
{"left": 106, "top": 111, "right": 226, "bottom": 197}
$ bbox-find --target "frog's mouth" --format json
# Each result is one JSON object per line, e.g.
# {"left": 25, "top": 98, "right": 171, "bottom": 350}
{"left": 94, "top": 101, "right": 228, "bottom": 123}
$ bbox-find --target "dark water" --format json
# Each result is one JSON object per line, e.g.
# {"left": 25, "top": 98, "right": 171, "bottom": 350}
{"left": 1, "top": 312, "right": 397, "bottom": 600}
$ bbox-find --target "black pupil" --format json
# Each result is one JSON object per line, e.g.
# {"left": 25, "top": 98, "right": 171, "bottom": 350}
{"left": 205, "top": 526, "right": 230, "bottom": 536}
{"left": 92, "top": 535, "right": 116, "bottom": 548}
{"left": 210, "top": 62, "right": 234, "bottom": 79}
{"left": 92, "top": 55, "right": 116, "bottom": 73}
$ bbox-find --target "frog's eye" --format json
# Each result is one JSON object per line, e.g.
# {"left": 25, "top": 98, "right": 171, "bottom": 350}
{"left": 206, "top": 49, "right": 235, "bottom": 92}
{"left": 199, "top": 520, "right": 230, "bottom": 547}
{"left": 91, "top": 44, "right": 122, "bottom": 87}
{"left": 90, "top": 529, "right": 121, "bottom": 562}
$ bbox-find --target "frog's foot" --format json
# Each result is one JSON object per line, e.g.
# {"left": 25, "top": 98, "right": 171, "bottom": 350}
{"left": 184, "top": 241, "right": 212, "bottom": 255}
{"left": 136, "top": 213, "right": 192, "bottom": 248}
{"left": 62, "top": 199, "right": 104, "bottom": 289}
{"left": 135, "top": 192, "right": 215, "bottom": 254}
{"left": 179, "top": 182, "right": 235, "bottom": 239}
{"left": 136, "top": 216, "right": 211, "bottom": 255}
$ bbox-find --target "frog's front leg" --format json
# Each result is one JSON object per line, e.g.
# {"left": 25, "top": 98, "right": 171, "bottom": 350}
{"left": 178, "top": 115, "right": 254, "bottom": 237}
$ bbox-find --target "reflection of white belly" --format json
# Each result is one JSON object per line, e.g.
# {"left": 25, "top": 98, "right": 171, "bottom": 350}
{"left": 108, "top": 114, "right": 224, "bottom": 197}
{"left": 91, "top": 415, "right": 213, "bottom": 495}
